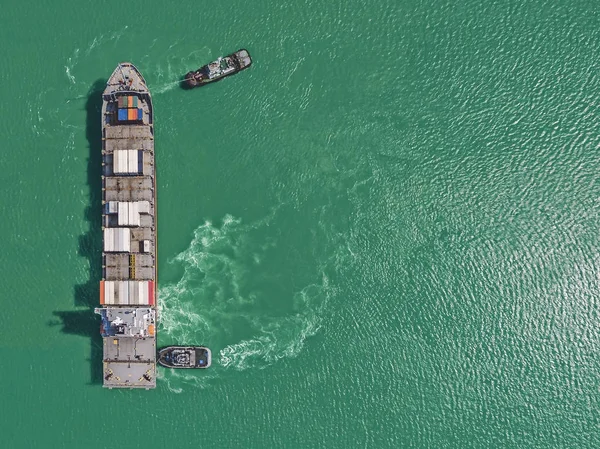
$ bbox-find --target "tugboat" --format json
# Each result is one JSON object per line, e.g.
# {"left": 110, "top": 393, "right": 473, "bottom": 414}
{"left": 184, "top": 49, "right": 252, "bottom": 88}
{"left": 158, "top": 346, "right": 212, "bottom": 369}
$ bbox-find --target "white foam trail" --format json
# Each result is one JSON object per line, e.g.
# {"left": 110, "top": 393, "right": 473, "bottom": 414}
{"left": 143, "top": 46, "right": 212, "bottom": 93}
{"left": 157, "top": 365, "right": 216, "bottom": 393}
{"left": 64, "top": 26, "right": 128, "bottom": 83}
{"left": 157, "top": 208, "right": 330, "bottom": 380}
{"left": 153, "top": 80, "right": 181, "bottom": 94}
{"left": 65, "top": 64, "right": 76, "bottom": 84}
{"left": 220, "top": 275, "right": 329, "bottom": 370}
{"left": 85, "top": 36, "right": 102, "bottom": 56}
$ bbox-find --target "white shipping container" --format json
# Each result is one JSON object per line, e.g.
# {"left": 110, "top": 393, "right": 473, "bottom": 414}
{"left": 113, "top": 150, "right": 142, "bottom": 174}
{"left": 130, "top": 203, "right": 134, "bottom": 226}
{"left": 103, "top": 228, "right": 113, "bottom": 252}
{"left": 113, "top": 150, "right": 125, "bottom": 174}
{"left": 119, "top": 281, "right": 127, "bottom": 305}
{"left": 135, "top": 202, "right": 141, "bottom": 226}
{"left": 120, "top": 228, "right": 131, "bottom": 252}
{"left": 128, "top": 150, "right": 138, "bottom": 174}
{"left": 103, "top": 281, "right": 115, "bottom": 305}
{"left": 118, "top": 202, "right": 127, "bottom": 226}
{"left": 112, "top": 151, "right": 120, "bottom": 173}
{"left": 139, "top": 281, "right": 149, "bottom": 305}
{"left": 128, "top": 281, "right": 136, "bottom": 305}
{"left": 109, "top": 282, "right": 115, "bottom": 304}
{"left": 103, "top": 228, "right": 130, "bottom": 252}
{"left": 122, "top": 150, "right": 129, "bottom": 173}
{"left": 111, "top": 202, "right": 146, "bottom": 227}
{"left": 102, "top": 281, "right": 152, "bottom": 305}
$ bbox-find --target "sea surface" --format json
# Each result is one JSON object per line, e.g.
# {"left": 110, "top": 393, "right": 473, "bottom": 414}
{"left": 1, "top": 0, "right": 599, "bottom": 447}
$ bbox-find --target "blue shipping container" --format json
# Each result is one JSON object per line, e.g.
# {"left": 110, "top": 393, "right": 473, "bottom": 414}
{"left": 118, "top": 109, "right": 128, "bottom": 121}
{"left": 137, "top": 108, "right": 143, "bottom": 120}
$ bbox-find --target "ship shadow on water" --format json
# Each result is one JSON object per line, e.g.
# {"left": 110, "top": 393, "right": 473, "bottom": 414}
{"left": 50, "top": 310, "right": 103, "bottom": 385}
{"left": 52, "top": 79, "right": 106, "bottom": 385}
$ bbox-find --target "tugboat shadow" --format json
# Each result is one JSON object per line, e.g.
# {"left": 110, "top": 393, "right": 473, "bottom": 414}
{"left": 53, "top": 79, "right": 106, "bottom": 386}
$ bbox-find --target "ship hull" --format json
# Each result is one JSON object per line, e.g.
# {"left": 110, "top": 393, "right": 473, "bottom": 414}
{"left": 96, "top": 63, "right": 158, "bottom": 389}
{"left": 184, "top": 49, "right": 252, "bottom": 88}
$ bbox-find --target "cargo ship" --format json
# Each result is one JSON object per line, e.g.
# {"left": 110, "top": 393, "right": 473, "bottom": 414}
{"left": 158, "top": 346, "right": 212, "bottom": 369}
{"left": 184, "top": 49, "right": 252, "bottom": 88}
{"left": 94, "top": 63, "right": 157, "bottom": 389}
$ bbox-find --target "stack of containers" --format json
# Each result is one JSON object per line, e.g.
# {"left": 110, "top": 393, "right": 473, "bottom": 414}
{"left": 117, "top": 96, "right": 143, "bottom": 122}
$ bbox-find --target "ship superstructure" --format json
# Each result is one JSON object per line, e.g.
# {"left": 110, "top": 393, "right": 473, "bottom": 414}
{"left": 95, "top": 63, "right": 157, "bottom": 389}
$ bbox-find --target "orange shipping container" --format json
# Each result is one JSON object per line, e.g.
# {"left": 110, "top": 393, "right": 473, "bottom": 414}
{"left": 100, "top": 280, "right": 105, "bottom": 305}
{"left": 127, "top": 96, "right": 133, "bottom": 107}
{"left": 128, "top": 108, "right": 136, "bottom": 120}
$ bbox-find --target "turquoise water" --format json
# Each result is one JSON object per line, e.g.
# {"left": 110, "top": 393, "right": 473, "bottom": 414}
{"left": 1, "top": 0, "right": 599, "bottom": 447}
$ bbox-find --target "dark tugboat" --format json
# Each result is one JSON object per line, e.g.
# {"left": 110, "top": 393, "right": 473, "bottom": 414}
{"left": 184, "top": 49, "right": 252, "bottom": 88}
{"left": 158, "top": 346, "right": 212, "bottom": 369}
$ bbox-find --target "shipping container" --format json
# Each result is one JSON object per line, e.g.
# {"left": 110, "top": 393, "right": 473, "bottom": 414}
{"left": 104, "top": 228, "right": 131, "bottom": 252}
{"left": 128, "top": 202, "right": 134, "bottom": 226}
{"left": 128, "top": 282, "right": 136, "bottom": 304}
{"left": 127, "top": 96, "right": 133, "bottom": 107}
{"left": 132, "top": 96, "right": 138, "bottom": 107}
{"left": 100, "top": 281, "right": 105, "bottom": 305}
{"left": 115, "top": 202, "right": 140, "bottom": 226}
{"left": 118, "top": 281, "right": 126, "bottom": 304}
{"left": 118, "top": 108, "right": 128, "bottom": 121}
{"left": 127, "top": 108, "right": 135, "bottom": 121}
{"left": 128, "top": 149, "right": 138, "bottom": 173}
{"left": 114, "top": 149, "right": 141, "bottom": 174}
{"left": 113, "top": 150, "right": 127, "bottom": 173}
{"left": 137, "top": 108, "right": 143, "bottom": 120}
{"left": 148, "top": 281, "right": 155, "bottom": 305}
{"left": 103, "top": 281, "right": 113, "bottom": 305}
{"left": 133, "top": 201, "right": 140, "bottom": 226}
{"left": 101, "top": 281, "right": 153, "bottom": 306}
{"left": 118, "top": 202, "right": 127, "bottom": 226}
{"left": 122, "top": 228, "right": 131, "bottom": 252}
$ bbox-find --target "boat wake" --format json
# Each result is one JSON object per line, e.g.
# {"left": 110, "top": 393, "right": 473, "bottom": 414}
{"left": 157, "top": 365, "right": 217, "bottom": 393}
{"left": 64, "top": 27, "right": 129, "bottom": 85}
{"left": 157, "top": 211, "right": 331, "bottom": 381}
{"left": 139, "top": 46, "right": 212, "bottom": 94}
{"left": 152, "top": 80, "right": 182, "bottom": 95}
{"left": 219, "top": 279, "right": 328, "bottom": 370}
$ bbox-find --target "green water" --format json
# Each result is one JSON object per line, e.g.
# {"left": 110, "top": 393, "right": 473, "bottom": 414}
{"left": 1, "top": 0, "right": 599, "bottom": 447}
